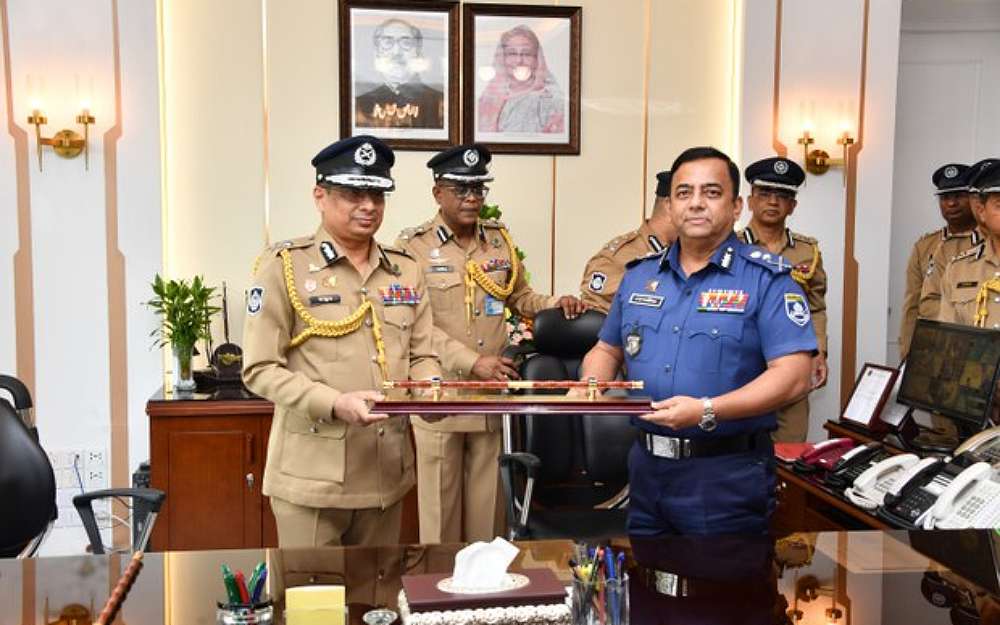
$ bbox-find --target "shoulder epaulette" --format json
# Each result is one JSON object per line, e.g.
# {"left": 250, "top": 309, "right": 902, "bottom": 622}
{"left": 918, "top": 229, "right": 942, "bottom": 243}
{"left": 625, "top": 250, "right": 662, "bottom": 269}
{"left": 742, "top": 248, "right": 792, "bottom": 274}
{"left": 480, "top": 218, "right": 507, "bottom": 230}
{"left": 397, "top": 219, "right": 434, "bottom": 242}
{"left": 269, "top": 235, "right": 313, "bottom": 254}
{"left": 604, "top": 229, "right": 640, "bottom": 254}
{"left": 381, "top": 244, "right": 414, "bottom": 260}
{"left": 789, "top": 231, "right": 818, "bottom": 245}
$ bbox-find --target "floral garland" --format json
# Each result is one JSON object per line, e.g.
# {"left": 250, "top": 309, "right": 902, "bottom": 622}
{"left": 480, "top": 203, "right": 534, "bottom": 348}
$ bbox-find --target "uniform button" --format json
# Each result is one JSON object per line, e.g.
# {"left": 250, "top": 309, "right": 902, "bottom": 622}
{"left": 994, "top": 324, "right": 999, "bottom": 329}
{"left": 370, "top": 355, "right": 378, "bottom": 362}
{"left": 365, "top": 319, "right": 373, "bottom": 327}
{"left": 308, "top": 576, "right": 318, "bottom": 584}
{"left": 309, "top": 425, "right": 318, "bottom": 434}
{"left": 672, "top": 325, "right": 680, "bottom": 333}
{"left": 360, "top": 287, "right": 368, "bottom": 295}
{"left": 994, "top": 297, "right": 1000, "bottom": 304}
{"left": 377, "top": 569, "right": 385, "bottom": 580}
{"left": 378, "top": 427, "right": 385, "bottom": 436}
{"left": 475, "top": 309, "right": 481, "bottom": 316}
{"left": 477, "top": 339, "right": 484, "bottom": 346}
{"left": 664, "top": 364, "right": 672, "bottom": 372}
{"left": 711, "top": 328, "right": 719, "bottom": 336}
{"left": 402, "top": 322, "right": 409, "bottom": 329}
{"left": 995, "top": 272, "right": 1000, "bottom": 277}
{"left": 684, "top": 288, "right": 692, "bottom": 296}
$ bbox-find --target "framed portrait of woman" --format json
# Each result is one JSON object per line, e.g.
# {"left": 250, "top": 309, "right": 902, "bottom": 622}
{"left": 462, "top": 4, "right": 581, "bottom": 154}
{"left": 338, "top": 0, "right": 460, "bottom": 150}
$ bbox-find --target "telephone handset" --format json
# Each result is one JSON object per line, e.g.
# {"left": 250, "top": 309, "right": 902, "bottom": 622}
{"left": 793, "top": 438, "right": 856, "bottom": 474}
{"left": 954, "top": 425, "right": 1000, "bottom": 465}
{"left": 824, "top": 443, "right": 890, "bottom": 489}
{"left": 843, "top": 453, "right": 920, "bottom": 509}
{"left": 925, "top": 462, "right": 1000, "bottom": 529}
{"left": 876, "top": 457, "right": 951, "bottom": 528}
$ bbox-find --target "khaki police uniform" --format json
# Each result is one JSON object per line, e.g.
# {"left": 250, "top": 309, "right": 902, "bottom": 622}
{"left": 243, "top": 227, "right": 440, "bottom": 547}
{"left": 396, "top": 213, "right": 559, "bottom": 543}
{"left": 580, "top": 220, "right": 668, "bottom": 314}
{"left": 739, "top": 226, "right": 827, "bottom": 443}
{"left": 938, "top": 239, "right": 1000, "bottom": 328}
{"left": 901, "top": 227, "right": 981, "bottom": 359}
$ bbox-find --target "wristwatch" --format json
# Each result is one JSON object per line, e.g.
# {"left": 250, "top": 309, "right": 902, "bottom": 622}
{"left": 698, "top": 397, "right": 717, "bottom": 432}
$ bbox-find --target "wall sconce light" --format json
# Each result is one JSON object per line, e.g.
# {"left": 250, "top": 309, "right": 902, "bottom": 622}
{"left": 26, "top": 103, "right": 96, "bottom": 172}
{"left": 797, "top": 127, "right": 855, "bottom": 180}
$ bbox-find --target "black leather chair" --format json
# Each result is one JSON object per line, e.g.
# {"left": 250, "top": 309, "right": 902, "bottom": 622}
{"left": 499, "top": 308, "right": 635, "bottom": 540}
{"left": 0, "top": 400, "right": 56, "bottom": 558}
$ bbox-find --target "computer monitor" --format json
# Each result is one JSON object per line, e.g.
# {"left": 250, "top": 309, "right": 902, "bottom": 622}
{"left": 898, "top": 319, "right": 1000, "bottom": 432}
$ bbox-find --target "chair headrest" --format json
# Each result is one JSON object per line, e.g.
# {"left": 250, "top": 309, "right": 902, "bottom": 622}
{"left": 0, "top": 374, "right": 32, "bottom": 410}
{"left": 0, "top": 400, "right": 55, "bottom": 555}
{"left": 532, "top": 309, "right": 606, "bottom": 359}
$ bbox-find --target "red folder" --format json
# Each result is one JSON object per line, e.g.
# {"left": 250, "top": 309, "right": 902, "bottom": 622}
{"left": 774, "top": 442, "right": 814, "bottom": 463}
{"left": 402, "top": 568, "right": 566, "bottom": 612}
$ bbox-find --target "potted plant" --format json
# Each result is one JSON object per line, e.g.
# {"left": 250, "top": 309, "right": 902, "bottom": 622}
{"left": 146, "top": 274, "right": 219, "bottom": 391}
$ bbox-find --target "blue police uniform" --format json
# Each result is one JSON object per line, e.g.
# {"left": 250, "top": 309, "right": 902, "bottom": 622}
{"left": 599, "top": 232, "right": 817, "bottom": 535}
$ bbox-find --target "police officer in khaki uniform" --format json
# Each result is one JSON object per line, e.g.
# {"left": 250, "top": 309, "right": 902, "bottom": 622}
{"left": 396, "top": 144, "right": 585, "bottom": 544}
{"left": 243, "top": 136, "right": 441, "bottom": 547}
{"left": 737, "top": 157, "right": 826, "bottom": 443}
{"left": 579, "top": 171, "right": 677, "bottom": 314}
{"left": 939, "top": 162, "right": 1000, "bottom": 329}
{"left": 900, "top": 163, "right": 978, "bottom": 359}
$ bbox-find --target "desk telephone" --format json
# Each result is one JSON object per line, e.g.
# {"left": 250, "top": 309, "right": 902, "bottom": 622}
{"left": 877, "top": 426, "right": 1000, "bottom": 528}
{"left": 792, "top": 438, "right": 856, "bottom": 474}
{"left": 844, "top": 453, "right": 922, "bottom": 510}
{"left": 824, "top": 443, "right": 891, "bottom": 490}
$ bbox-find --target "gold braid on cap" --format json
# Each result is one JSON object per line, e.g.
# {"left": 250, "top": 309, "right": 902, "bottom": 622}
{"left": 975, "top": 278, "right": 1000, "bottom": 328}
{"left": 790, "top": 245, "right": 819, "bottom": 290}
{"left": 464, "top": 227, "right": 519, "bottom": 329}
{"left": 279, "top": 249, "right": 388, "bottom": 378}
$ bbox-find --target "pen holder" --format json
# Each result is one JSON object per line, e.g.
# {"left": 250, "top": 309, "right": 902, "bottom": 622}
{"left": 571, "top": 573, "right": 628, "bottom": 625}
{"left": 216, "top": 600, "right": 274, "bottom": 625}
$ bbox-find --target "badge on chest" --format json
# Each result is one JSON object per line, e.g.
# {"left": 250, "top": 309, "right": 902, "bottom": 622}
{"left": 380, "top": 284, "right": 421, "bottom": 305}
{"left": 625, "top": 326, "right": 643, "bottom": 357}
{"left": 698, "top": 289, "right": 749, "bottom": 313}
{"left": 484, "top": 294, "right": 505, "bottom": 316}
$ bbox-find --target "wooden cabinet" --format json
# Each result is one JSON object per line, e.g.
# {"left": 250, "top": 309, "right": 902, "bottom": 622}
{"left": 147, "top": 389, "right": 419, "bottom": 551}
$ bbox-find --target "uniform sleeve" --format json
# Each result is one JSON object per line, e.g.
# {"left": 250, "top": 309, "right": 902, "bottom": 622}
{"left": 805, "top": 247, "right": 828, "bottom": 354}
{"left": 598, "top": 284, "right": 625, "bottom": 347}
{"left": 407, "top": 269, "right": 442, "bottom": 381}
{"left": 242, "top": 253, "right": 341, "bottom": 423}
{"left": 579, "top": 252, "right": 617, "bottom": 315}
{"left": 917, "top": 246, "right": 946, "bottom": 323}
{"left": 507, "top": 245, "right": 560, "bottom": 317}
{"left": 899, "top": 242, "right": 924, "bottom": 358}
{"left": 757, "top": 274, "right": 818, "bottom": 362}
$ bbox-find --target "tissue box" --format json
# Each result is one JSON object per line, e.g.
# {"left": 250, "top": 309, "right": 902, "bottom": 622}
{"left": 398, "top": 569, "right": 570, "bottom": 625}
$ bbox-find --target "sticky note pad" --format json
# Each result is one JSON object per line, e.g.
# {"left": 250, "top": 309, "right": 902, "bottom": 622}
{"left": 286, "top": 585, "right": 346, "bottom": 610}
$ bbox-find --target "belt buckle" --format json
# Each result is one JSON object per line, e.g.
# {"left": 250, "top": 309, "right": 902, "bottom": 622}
{"left": 651, "top": 435, "right": 687, "bottom": 459}
{"left": 653, "top": 571, "right": 687, "bottom": 597}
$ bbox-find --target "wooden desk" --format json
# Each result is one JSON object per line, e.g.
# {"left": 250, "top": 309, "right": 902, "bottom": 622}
{"left": 147, "top": 388, "right": 419, "bottom": 551}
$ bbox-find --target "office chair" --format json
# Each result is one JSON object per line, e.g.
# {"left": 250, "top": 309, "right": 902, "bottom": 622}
{"left": 73, "top": 488, "right": 165, "bottom": 554}
{"left": 499, "top": 308, "right": 635, "bottom": 540}
{"left": 0, "top": 374, "right": 35, "bottom": 434}
{"left": 0, "top": 400, "right": 56, "bottom": 558}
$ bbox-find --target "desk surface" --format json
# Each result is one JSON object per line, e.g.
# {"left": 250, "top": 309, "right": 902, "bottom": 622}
{"left": 4, "top": 531, "right": 1000, "bottom": 625}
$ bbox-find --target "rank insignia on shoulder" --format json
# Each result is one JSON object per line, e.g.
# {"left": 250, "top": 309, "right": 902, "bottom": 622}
{"left": 247, "top": 286, "right": 264, "bottom": 316}
{"left": 784, "top": 293, "right": 810, "bottom": 327}
{"left": 380, "top": 283, "right": 420, "bottom": 305}
{"left": 589, "top": 271, "right": 607, "bottom": 292}
{"left": 698, "top": 289, "right": 749, "bottom": 313}
{"left": 628, "top": 292, "right": 664, "bottom": 308}
{"left": 645, "top": 280, "right": 659, "bottom": 292}
{"left": 483, "top": 258, "right": 512, "bottom": 273}
{"left": 309, "top": 294, "right": 341, "bottom": 306}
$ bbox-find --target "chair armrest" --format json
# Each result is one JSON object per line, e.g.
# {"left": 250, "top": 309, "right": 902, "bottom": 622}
{"left": 499, "top": 452, "right": 541, "bottom": 478}
{"left": 72, "top": 488, "right": 166, "bottom": 554}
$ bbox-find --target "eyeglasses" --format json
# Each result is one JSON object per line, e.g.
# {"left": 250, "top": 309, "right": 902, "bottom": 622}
{"left": 443, "top": 184, "right": 489, "bottom": 199}
{"left": 374, "top": 36, "right": 418, "bottom": 53}
{"left": 752, "top": 188, "right": 796, "bottom": 202}
{"left": 502, "top": 47, "right": 537, "bottom": 61}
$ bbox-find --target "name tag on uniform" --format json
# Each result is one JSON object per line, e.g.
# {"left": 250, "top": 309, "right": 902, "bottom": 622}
{"left": 957, "top": 281, "right": 979, "bottom": 288}
{"left": 429, "top": 264, "right": 454, "bottom": 273}
{"left": 309, "top": 294, "right": 341, "bottom": 306}
{"left": 484, "top": 295, "right": 505, "bottom": 316}
{"left": 628, "top": 293, "right": 664, "bottom": 308}
{"left": 380, "top": 284, "right": 420, "bottom": 305}
{"left": 698, "top": 289, "right": 749, "bottom": 313}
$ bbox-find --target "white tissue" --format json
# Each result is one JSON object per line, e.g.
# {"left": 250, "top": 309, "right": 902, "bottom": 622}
{"left": 450, "top": 537, "right": 520, "bottom": 592}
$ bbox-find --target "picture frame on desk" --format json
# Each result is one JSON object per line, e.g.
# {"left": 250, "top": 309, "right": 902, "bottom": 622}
{"left": 839, "top": 363, "right": 898, "bottom": 434}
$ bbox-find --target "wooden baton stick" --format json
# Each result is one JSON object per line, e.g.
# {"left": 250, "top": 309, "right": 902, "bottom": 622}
{"left": 96, "top": 551, "right": 144, "bottom": 625}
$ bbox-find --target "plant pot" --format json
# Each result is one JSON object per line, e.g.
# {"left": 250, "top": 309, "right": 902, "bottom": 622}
{"left": 173, "top": 342, "right": 197, "bottom": 391}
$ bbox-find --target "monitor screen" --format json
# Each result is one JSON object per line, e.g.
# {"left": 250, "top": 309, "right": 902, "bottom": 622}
{"left": 898, "top": 319, "right": 1000, "bottom": 429}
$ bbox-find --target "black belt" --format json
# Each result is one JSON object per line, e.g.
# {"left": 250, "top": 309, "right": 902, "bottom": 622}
{"left": 641, "top": 430, "right": 768, "bottom": 459}
{"left": 639, "top": 567, "right": 773, "bottom": 599}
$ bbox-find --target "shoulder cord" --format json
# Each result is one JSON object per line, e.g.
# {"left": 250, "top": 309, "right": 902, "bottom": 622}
{"left": 790, "top": 245, "right": 819, "bottom": 290}
{"left": 975, "top": 278, "right": 1000, "bottom": 328}
{"left": 464, "top": 227, "right": 519, "bottom": 330}
{"left": 279, "top": 249, "right": 388, "bottom": 379}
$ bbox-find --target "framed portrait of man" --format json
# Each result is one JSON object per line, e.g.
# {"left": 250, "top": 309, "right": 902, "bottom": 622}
{"left": 339, "top": 0, "right": 459, "bottom": 150}
{"left": 463, "top": 4, "right": 581, "bottom": 154}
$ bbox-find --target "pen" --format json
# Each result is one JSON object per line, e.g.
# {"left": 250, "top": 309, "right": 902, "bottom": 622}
{"left": 235, "top": 570, "right": 250, "bottom": 604}
{"left": 604, "top": 548, "right": 616, "bottom": 581}
{"left": 251, "top": 567, "right": 268, "bottom": 603}
{"left": 247, "top": 561, "right": 265, "bottom": 600}
{"left": 221, "top": 565, "right": 241, "bottom": 605}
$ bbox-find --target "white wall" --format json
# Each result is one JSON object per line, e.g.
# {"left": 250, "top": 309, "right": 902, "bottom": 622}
{"left": 741, "top": 0, "right": 902, "bottom": 440}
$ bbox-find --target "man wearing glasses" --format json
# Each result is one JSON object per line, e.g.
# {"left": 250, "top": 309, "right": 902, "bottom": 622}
{"left": 397, "top": 144, "right": 584, "bottom": 543}
{"left": 355, "top": 18, "right": 444, "bottom": 130}
{"left": 737, "top": 157, "right": 827, "bottom": 443}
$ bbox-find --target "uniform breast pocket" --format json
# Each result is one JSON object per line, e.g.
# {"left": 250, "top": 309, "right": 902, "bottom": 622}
{"left": 948, "top": 291, "right": 979, "bottom": 326}
{"left": 382, "top": 305, "right": 415, "bottom": 361}
{"left": 425, "top": 272, "right": 462, "bottom": 314}
{"left": 305, "top": 302, "right": 352, "bottom": 360}
{"left": 279, "top": 407, "right": 347, "bottom": 483}
{"left": 620, "top": 310, "right": 664, "bottom": 363}
{"left": 686, "top": 317, "right": 744, "bottom": 373}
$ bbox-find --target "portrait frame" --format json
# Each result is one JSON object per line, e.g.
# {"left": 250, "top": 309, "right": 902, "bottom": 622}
{"left": 338, "top": 0, "right": 460, "bottom": 150}
{"left": 462, "top": 4, "right": 582, "bottom": 155}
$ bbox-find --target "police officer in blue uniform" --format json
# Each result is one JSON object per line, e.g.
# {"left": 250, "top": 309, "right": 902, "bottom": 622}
{"left": 579, "top": 147, "right": 817, "bottom": 535}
